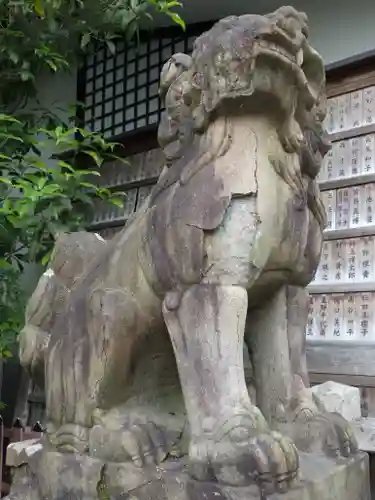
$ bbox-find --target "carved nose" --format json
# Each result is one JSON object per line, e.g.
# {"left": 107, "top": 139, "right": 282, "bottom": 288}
{"left": 277, "top": 16, "right": 306, "bottom": 41}
{"left": 272, "top": 6, "right": 308, "bottom": 42}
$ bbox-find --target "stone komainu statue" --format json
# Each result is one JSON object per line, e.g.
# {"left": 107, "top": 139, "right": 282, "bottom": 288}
{"left": 16, "top": 6, "right": 358, "bottom": 499}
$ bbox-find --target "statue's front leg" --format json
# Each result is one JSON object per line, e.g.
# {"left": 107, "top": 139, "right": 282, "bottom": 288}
{"left": 163, "top": 284, "right": 298, "bottom": 495}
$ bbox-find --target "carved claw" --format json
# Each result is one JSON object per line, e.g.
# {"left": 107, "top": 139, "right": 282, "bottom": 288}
{"left": 188, "top": 414, "right": 299, "bottom": 495}
{"left": 89, "top": 421, "right": 169, "bottom": 466}
{"left": 304, "top": 412, "right": 358, "bottom": 459}
{"left": 121, "top": 422, "right": 168, "bottom": 467}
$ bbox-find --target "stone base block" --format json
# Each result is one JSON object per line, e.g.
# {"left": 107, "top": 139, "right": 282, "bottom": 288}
{"left": 5, "top": 447, "right": 370, "bottom": 500}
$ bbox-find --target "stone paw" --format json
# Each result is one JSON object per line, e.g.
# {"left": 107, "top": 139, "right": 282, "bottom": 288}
{"left": 296, "top": 411, "right": 358, "bottom": 459}
{"left": 89, "top": 420, "right": 169, "bottom": 466}
{"left": 214, "top": 431, "right": 299, "bottom": 495}
{"left": 289, "top": 390, "right": 358, "bottom": 458}
{"left": 189, "top": 414, "right": 299, "bottom": 495}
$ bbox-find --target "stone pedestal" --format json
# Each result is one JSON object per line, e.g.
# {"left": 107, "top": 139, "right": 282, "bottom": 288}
{"left": 5, "top": 444, "right": 370, "bottom": 500}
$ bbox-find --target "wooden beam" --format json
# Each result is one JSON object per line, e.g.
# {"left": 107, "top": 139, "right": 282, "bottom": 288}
{"left": 307, "top": 342, "right": 375, "bottom": 387}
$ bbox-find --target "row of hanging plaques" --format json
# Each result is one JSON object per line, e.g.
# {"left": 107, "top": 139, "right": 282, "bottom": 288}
{"left": 307, "top": 292, "right": 374, "bottom": 341}
{"left": 88, "top": 148, "right": 165, "bottom": 227}
{"left": 95, "top": 149, "right": 164, "bottom": 189}
{"left": 318, "top": 133, "right": 375, "bottom": 182}
{"left": 307, "top": 84, "right": 375, "bottom": 342}
{"left": 323, "top": 86, "right": 375, "bottom": 134}
{"left": 89, "top": 185, "right": 153, "bottom": 227}
{"left": 314, "top": 237, "right": 374, "bottom": 284}
{"left": 320, "top": 183, "right": 375, "bottom": 231}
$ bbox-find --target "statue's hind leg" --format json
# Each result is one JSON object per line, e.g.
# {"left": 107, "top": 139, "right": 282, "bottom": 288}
{"left": 246, "top": 286, "right": 296, "bottom": 430}
{"left": 162, "top": 284, "right": 299, "bottom": 494}
{"left": 285, "top": 286, "right": 357, "bottom": 458}
{"left": 247, "top": 285, "right": 357, "bottom": 459}
{"left": 87, "top": 286, "right": 179, "bottom": 467}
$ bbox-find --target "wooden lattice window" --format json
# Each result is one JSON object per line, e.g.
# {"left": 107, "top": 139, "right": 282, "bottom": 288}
{"left": 79, "top": 22, "right": 213, "bottom": 140}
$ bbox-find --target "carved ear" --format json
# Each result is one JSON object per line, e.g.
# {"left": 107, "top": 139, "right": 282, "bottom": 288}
{"left": 159, "top": 53, "right": 192, "bottom": 101}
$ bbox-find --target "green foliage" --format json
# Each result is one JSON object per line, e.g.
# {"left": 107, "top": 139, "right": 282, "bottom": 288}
{"left": 0, "top": 0, "right": 185, "bottom": 109}
{"left": 0, "top": 109, "right": 128, "bottom": 360}
{"left": 0, "top": 112, "right": 126, "bottom": 268}
{"left": 0, "top": 108, "right": 128, "bottom": 355}
{"left": 0, "top": 0, "right": 185, "bottom": 357}
{"left": 0, "top": 263, "right": 25, "bottom": 358}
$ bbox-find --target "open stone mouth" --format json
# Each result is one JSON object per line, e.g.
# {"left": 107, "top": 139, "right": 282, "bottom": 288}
{"left": 257, "top": 39, "right": 304, "bottom": 67}
{"left": 254, "top": 37, "right": 321, "bottom": 108}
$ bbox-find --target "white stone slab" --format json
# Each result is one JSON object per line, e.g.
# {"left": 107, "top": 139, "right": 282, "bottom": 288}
{"left": 6, "top": 439, "right": 43, "bottom": 467}
{"left": 312, "top": 381, "right": 361, "bottom": 421}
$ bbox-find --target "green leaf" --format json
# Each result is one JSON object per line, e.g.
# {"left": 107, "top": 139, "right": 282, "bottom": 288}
{"left": 55, "top": 125, "right": 63, "bottom": 137}
{"left": 0, "top": 132, "right": 24, "bottom": 142}
{"left": 41, "top": 250, "right": 52, "bottom": 266}
{"left": 164, "top": 1, "right": 182, "bottom": 7}
{"left": 0, "top": 154, "right": 13, "bottom": 161}
{"left": 106, "top": 40, "right": 116, "bottom": 55}
{"left": 81, "top": 33, "right": 91, "bottom": 49}
{"left": 0, "top": 114, "right": 22, "bottom": 124}
{"left": 39, "top": 184, "right": 62, "bottom": 196}
{"left": 37, "top": 177, "right": 47, "bottom": 190}
{"left": 8, "top": 51, "right": 19, "bottom": 64}
{"left": 83, "top": 150, "right": 103, "bottom": 167}
{"left": 0, "top": 259, "right": 12, "bottom": 270}
{"left": 166, "top": 11, "right": 185, "bottom": 29}
{"left": 98, "top": 187, "right": 110, "bottom": 197}
{"left": 114, "top": 157, "right": 130, "bottom": 165}
{"left": 28, "top": 157, "right": 48, "bottom": 171}
{"left": 0, "top": 177, "right": 12, "bottom": 186}
{"left": 79, "top": 181, "right": 99, "bottom": 189}
{"left": 109, "top": 197, "right": 124, "bottom": 208}
{"left": 58, "top": 161, "right": 75, "bottom": 172}
{"left": 20, "top": 71, "right": 34, "bottom": 82}
{"left": 126, "top": 21, "right": 139, "bottom": 42}
{"left": 37, "top": 128, "right": 56, "bottom": 138}
{"left": 46, "top": 59, "right": 58, "bottom": 72}
{"left": 34, "top": 0, "right": 45, "bottom": 16}
{"left": 74, "top": 169, "right": 101, "bottom": 177}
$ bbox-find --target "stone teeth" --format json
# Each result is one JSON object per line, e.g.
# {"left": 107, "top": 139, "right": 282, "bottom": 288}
{"left": 256, "top": 40, "right": 296, "bottom": 63}
{"left": 297, "top": 49, "right": 304, "bottom": 67}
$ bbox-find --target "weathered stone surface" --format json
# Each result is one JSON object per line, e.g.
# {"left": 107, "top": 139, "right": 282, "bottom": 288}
{"left": 6, "top": 449, "right": 370, "bottom": 500}
{"left": 5, "top": 467, "right": 40, "bottom": 500}
{"left": 7, "top": 5, "right": 367, "bottom": 500}
{"left": 312, "top": 381, "right": 362, "bottom": 422}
